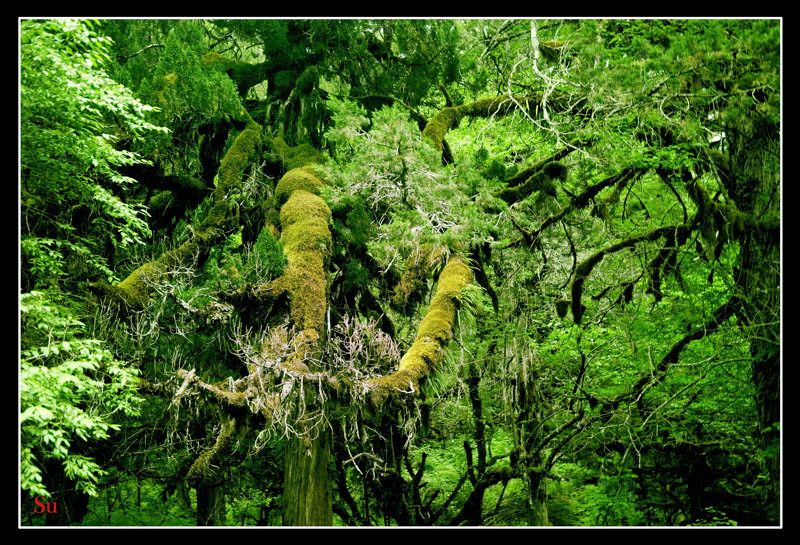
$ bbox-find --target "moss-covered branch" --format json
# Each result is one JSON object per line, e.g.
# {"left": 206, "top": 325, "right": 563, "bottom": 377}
{"left": 274, "top": 167, "right": 332, "bottom": 372}
{"left": 422, "top": 96, "right": 516, "bottom": 151}
{"left": 202, "top": 52, "right": 270, "bottom": 97}
{"left": 391, "top": 244, "right": 445, "bottom": 313}
{"left": 504, "top": 138, "right": 592, "bottom": 188}
{"left": 186, "top": 417, "right": 237, "bottom": 485}
{"left": 176, "top": 368, "right": 248, "bottom": 408}
{"left": 365, "top": 258, "right": 473, "bottom": 406}
{"left": 103, "top": 120, "right": 262, "bottom": 308}
{"left": 570, "top": 225, "right": 692, "bottom": 324}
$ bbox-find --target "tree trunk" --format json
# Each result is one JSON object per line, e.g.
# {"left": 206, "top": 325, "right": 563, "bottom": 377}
{"left": 738, "top": 227, "right": 780, "bottom": 522}
{"left": 527, "top": 473, "right": 549, "bottom": 526}
{"left": 282, "top": 424, "right": 333, "bottom": 525}
{"left": 195, "top": 483, "right": 226, "bottom": 526}
{"left": 728, "top": 114, "right": 780, "bottom": 522}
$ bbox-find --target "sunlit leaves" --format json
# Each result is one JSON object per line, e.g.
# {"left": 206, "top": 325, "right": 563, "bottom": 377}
{"left": 20, "top": 292, "right": 142, "bottom": 498}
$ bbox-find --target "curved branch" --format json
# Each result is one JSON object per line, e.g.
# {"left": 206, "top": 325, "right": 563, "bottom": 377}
{"left": 504, "top": 138, "right": 592, "bottom": 188}
{"left": 364, "top": 258, "right": 473, "bottom": 406}
{"left": 187, "top": 417, "right": 237, "bottom": 485}
{"left": 100, "top": 120, "right": 262, "bottom": 308}
{"left": 600, "top": 296, "right": 740, "bottom": 415}
{"left": 503, "top": 167, "right": 644, "bottom": 250}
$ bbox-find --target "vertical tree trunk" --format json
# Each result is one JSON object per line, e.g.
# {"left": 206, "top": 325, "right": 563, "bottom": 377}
{"left": 527, "top": 474, "right": 549, "bottom": 526}
{"left": 728, "top": 114, "right": 780, "bottom": 522}
{"left": 738, "top": 228, "right": 780, "bottom": 522}
{"left": 282, "top": 424, "right": 333, "bottom": 525}
{"left": 195, "top": 483, "right": 226, "bottom": 526}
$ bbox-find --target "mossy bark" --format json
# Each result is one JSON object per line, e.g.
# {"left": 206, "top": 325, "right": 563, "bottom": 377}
{"left": 422, "top": 95, "right": 549, "bottom": 158}
{"left": 187, "top": 417, "right": 235, "bottom": 526}
{"left": 495, "top": 162, "right": 567, "bottom": 204}
{"left": 367, "top": 258, "right": 473, "bottom": 405}
{"left": 107, "top": 121, "right": 262, "bottom": 308}
{"left": 272, "top": 165, "right": 334, "bottom": 526}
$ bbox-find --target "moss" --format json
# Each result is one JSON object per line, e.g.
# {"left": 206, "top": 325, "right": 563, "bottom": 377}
{"left": 187, "top": 418, "right": 236, "bottom": 485}
{"left": 274, "top": 167, "right": 324, "bottom": 205}
{"left": 271, "top": 137, "right": 324, "bottom": 171}
{"left": 392, "top": 245, "right": 436, "bottom": 312}
{"left": 368, "top": 258, "right": 472, "bottom": 404}
{"left": 108, "top": 122, "right": 261, "bottom": 307}
{"left": 113, "top": 238, "right": 202, "bottom": 308}
{"left": 422, "top": 107, "right": 463, "bottom": 151}
{"left": 457, "top": 96, "right": 514, "bottom": 118}
{"left": 215, "top": 122, "right": 262, "bottom": 196}
{"left": 274, "top": 172, "right": 333, "bottom": 356}
{"left": 149, "top": 190, "right": 175, "bottom": 216}
{"left": 279, "top": 190, "right": 331, "bottom": 227}
{"left": 496, "top": 162, "right": 566, "bottom": 204}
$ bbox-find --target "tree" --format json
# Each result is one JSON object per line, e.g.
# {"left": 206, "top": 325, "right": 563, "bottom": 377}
{"left": 19, "top": 18, "right": 780, "bottom": 526}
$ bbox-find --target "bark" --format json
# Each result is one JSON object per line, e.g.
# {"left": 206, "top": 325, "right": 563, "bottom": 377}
{"left": 195, "top": 483, "right": 226, "bottom": 526}
{"left": 283, "top": 425, "right": 333, "bottom": 526}
{"left": 727, "top": 115, "right": 780, "bottom": 520}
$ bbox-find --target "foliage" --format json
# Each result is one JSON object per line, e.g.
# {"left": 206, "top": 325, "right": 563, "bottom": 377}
{"left": 20, "top": 292, "right": 142, "bottom": 498}
{"left": 21, "top": 19, "right": 167, "bottom": 291}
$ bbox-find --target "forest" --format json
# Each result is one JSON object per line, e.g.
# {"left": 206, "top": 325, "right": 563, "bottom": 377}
{"left": 19, "top": 18, "right": 781, "bottom": 527}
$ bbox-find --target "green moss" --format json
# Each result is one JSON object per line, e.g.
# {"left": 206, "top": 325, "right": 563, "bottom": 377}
{"left": 496, "top": 162, "right": 566, "bottom": 204}
{"left": 422, "top": 107, "right": 462, "bottom": 151}
{"left": 274, "top": 179, "right": 333, "bottom": 351}
{"left": 149, "top": 190, "right": 175, "bottom": 216}
{"left": 215, "top": 122, "right": 262, "bottom": 196}
{"left": 271, "top": 137, "right": 324, "bottom": 171}
{"left": 369, "top": 258, "right": 473, "bottom": 404}
{"left": 243, "top": 228, "right": 286, "bottom": 283}
{"left": 279, "top": 190, "right": 331, "bottom": 227}
{"left": 274, "top": 168, "right": 324, "bottom": 205}
{"left": 456, "top": 96, "right": 513, "bottom": 118}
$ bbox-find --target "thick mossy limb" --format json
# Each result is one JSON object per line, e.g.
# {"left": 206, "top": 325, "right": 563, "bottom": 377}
{"left": 422, "top": 95, "right": 529, "bottom": 155}
{"left": 202, "top": 52, "right": 268, "bottom": 97}
{"left": 271, "top": 137, "right": 324, "bottom": 172}
{"left": 274, "top": 167, "right": 324, "bottom": 204}
{"left": 367, "top": 258, "right": 473, "bottom": 405}
{"left": 276, "top": 170, "right": 332, "bottom": 370}
{"left": 107, "top": 235, "right": 207, "bottom": 308}
{"left": 422, "top": 107, "right": 464, "bottom": 151}
{"left": 108, "top": 122, "right": 262, "bottom": 308}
